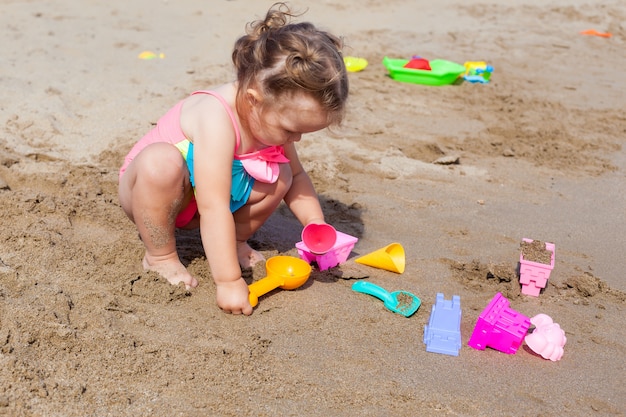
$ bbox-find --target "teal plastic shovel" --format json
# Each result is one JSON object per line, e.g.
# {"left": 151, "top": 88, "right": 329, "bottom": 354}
{"left": 351, "top": 281, "right": 420, "bottom": 317}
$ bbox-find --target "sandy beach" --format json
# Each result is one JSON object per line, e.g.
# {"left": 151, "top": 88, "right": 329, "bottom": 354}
{"left": 1, "top": 0, "right": 625, "bottom": 415}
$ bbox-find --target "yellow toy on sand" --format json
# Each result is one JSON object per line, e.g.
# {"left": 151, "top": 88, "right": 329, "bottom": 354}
{"left": 343, "top": 56, "right": 368, "bottom": 72}
{"left": 355, "top": 243, "right": 406, "bottom": 274}
{"left": 248, "top": 256, "right": 312, "bottom": 307}
{"left": 138, "top": 51, "right": 165, "bottom": 60}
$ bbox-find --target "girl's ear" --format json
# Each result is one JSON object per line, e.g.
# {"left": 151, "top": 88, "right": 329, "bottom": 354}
{"left": 246, "top": 88, "right": 263, "bottom": 107}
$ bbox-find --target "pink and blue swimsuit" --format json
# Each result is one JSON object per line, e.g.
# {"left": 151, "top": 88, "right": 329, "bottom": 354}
{"left": 119, "top": 90, "right": 289, "bottom": 227}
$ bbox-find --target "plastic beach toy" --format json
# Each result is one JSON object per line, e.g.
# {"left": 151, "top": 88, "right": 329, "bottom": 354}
{"left": 352, "top": 281, "right": 420, "bottom": 317}
{"left": 296, "top": 230, "right": 358, "bottom": 271}
{"left": 462, "top": 61, "right": 493, "bottom": 84}
{"left": 343, "top": 56, "right": 368, "bottom": 72}
{"left": 248, "top": 256, "right": 312, "bottom": 307}
{"left": 423, "top": 293, "right": 462, "bottom": 356}
{"left": 354, "top": 243, "right": 405, "bottom": 274}
{"left": 580, "top": 29, "right": 612, "bottom": 38}
{"left": 382, "top": 56, "right": 465, "bottom": 86}
{"left": 301, "top": 223, "right": 337, "bottom": 255}
{"left": 404, "top": 57, "right": 431, "bottom": 70}
{"left": 519, "top": 238, "right": 555, "bottom": 297}
{"left": 468, "top": 292, "right": 530, "bottom": 354}
{"left": 138, "top": 51, "right": 165, "bottom": 60}
{"left": 525, "top": 314, "right": 566, "bottom": 361}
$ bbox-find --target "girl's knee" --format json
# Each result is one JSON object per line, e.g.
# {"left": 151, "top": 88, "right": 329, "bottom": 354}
{"left": 136, "top": 143, "right": 186, "bottom": 187}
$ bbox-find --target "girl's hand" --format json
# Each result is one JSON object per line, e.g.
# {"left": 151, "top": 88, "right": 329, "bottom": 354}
{"left": 215, "top": 278, "right": 253, "bottom": 315}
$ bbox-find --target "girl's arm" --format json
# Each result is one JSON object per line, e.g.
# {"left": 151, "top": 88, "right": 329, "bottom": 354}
{"left": 181, "top": 94, "right": 252, "bottom": 315}
{"left": 282, "top": 142, "right": 326, "bottom": 226}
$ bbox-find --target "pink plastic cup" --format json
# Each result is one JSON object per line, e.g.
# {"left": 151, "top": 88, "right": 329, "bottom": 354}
{"left": 301, "top": 223, "right": 337, "bottom": 255}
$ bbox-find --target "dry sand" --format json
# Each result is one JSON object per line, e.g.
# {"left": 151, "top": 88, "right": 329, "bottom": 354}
{"left": 1, "top": 0, "right": 625, "bottom": 416}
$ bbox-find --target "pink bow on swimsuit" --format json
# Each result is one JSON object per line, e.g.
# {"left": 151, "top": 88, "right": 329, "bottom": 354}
{"left": 237, "top": 146, "right": 290, "bottom": 183}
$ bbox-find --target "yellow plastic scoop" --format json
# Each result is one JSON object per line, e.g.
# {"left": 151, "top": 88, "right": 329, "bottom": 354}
{"left": 248, "top": 256, "right": 312, "bottom": 307}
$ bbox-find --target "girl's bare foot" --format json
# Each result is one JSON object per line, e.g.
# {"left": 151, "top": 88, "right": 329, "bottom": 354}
{"left": 236, "top": 241, "right": 265, "bottom": 269}
{"left": 142, "top": 252, "right": 199, "bottom": 290}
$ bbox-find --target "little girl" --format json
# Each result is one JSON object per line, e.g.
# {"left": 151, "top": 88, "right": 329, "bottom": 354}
{"left": 118, "top": 3, "right": 349, "bottom": 315}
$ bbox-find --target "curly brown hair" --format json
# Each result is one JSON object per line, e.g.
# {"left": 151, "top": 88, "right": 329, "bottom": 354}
{"left": 232, "top": 3, "right": 349, "bottom": 126}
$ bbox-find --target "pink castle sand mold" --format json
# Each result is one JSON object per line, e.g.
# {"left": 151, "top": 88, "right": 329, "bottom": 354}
{"left": 468, "top": 292, "right": 531, "bottom": 355}
{"left": 519, "top": 238, "right": 555, "bottom": 297}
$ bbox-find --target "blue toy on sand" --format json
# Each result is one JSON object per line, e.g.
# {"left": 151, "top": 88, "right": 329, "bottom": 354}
{"left": 462, "top": 61, "right": 493, "bottom": 84}
{"left": 423, "top": 293, "right": 462, "bottom": 356}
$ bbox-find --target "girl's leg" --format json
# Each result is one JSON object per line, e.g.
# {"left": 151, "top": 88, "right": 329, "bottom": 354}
{"left": 233, "top": 163, "right": 293, "bottom": 267}
{"left": 118, "top": 143, "right": 198, "bottom": 289}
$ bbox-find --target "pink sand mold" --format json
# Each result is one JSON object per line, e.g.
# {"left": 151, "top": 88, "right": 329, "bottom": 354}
{"left": 468, "top": 292, "right": 530, "bottom": 355}
{"left": 525, "top": 314, "right": 566, "bottom": 361}
{"left": 423, "top": 293, "right": 462, "bottom": 356}
{"left": 519, "top": 238, "right": 555, "bottom": 297}
{"left": 296, "top": 231, "right": 358, "bottom": 271}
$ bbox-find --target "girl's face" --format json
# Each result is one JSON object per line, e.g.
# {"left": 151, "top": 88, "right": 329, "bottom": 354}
{"left": 246, "top": 90, "right": 330, "bottom": 147}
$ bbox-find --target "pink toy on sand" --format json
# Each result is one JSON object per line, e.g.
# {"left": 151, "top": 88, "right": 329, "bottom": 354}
{"left": 525, "top": 314, "right": 566, "bottom": 361}
{"left": 468, "top": 293, "right": 531, "bottom": 354}
{"left": 296, "top": 231, "right": 358, "bottom": 271}
{"left": 301, "top": 223, "right": 337, "bottom": 255}
{"left": 519, "top": 238, "right": 555, "bottom": 296}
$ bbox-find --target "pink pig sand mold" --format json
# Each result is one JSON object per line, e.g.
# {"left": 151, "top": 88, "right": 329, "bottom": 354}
{"left": 525, "top": 314, "right": 566, "bottom": 361}
{"left": 296, "top": 231, "right": 358, "bottom": 271}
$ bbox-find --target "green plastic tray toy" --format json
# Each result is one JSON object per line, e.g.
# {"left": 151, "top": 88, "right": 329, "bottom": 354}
{"left": 382, "top": 56, "right": 465, "bottom": 86}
